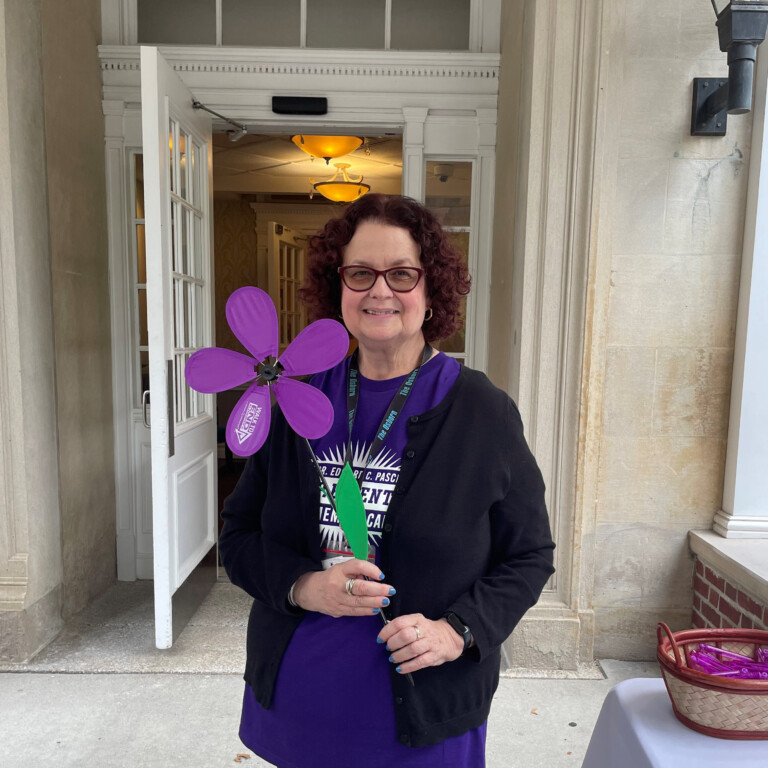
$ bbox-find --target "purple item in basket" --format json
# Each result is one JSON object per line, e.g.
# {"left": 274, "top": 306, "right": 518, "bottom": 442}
{"left": 690, "top": 644, "right": 768, "bottom": 679}
{"left": 185, "top": 286, "right": 349, "bottom": 455}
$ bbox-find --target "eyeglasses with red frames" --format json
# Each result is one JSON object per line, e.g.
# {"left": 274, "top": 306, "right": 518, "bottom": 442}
{"left": 337, "top": 265, "right": 425, "bottom": 293}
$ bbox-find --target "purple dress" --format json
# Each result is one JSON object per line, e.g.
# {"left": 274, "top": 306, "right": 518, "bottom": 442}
{"left": 238, "top": 352, "right": 487, "bottom": 767}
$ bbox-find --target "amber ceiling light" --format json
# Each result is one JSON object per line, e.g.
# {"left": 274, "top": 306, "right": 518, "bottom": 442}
{"left": 291, "top": 135, "right": 363, "bottom": 164}
{"left": 310, "top": 163, "right": 370, "bottom": 203}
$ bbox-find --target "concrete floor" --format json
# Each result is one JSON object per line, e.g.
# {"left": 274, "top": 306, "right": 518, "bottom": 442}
{"left": 0, "top": 582, "right": 661, "bottom": 767}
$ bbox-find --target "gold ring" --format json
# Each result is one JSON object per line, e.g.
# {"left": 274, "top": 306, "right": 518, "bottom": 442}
{"left": 345, "top": 578, "right": 355, "bottom": 597}
{"left": 414, "top": 625, "right": 421, "bottom": 640}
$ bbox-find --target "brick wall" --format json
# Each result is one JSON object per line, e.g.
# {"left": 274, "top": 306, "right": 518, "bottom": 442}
{"left": 692, "top": 559, "right": 768, "bottom": 631}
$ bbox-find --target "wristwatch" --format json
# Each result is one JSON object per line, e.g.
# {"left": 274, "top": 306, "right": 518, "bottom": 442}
{"left": 443, "top": 612, "right": 472, "bottom": 653}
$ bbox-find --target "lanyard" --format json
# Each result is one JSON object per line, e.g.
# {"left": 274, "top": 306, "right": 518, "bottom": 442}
{"left": 345, "top": 343, "right": 432, "bottom": 485}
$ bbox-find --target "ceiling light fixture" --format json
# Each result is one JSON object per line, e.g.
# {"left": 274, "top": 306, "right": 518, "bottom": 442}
{"left": 292, "top": 135, "right": 363, "bottom": 164}
{"left": 310, "top": 163, "right": 370, "bottom": 203}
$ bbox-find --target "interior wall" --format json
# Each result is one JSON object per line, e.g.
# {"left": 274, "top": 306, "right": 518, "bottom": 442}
{"left": 591, "top": 0, "right": 750, "bottom": 658}
{"left": 214, "top": 197, "right": 260, "bottom": 353}
{"left": 41, "top": 0, "right": 116, "bottom": 620}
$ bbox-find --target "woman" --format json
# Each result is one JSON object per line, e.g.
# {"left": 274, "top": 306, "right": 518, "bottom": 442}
{"left": 220, "top": 194, "right": 555, "bottom": 767}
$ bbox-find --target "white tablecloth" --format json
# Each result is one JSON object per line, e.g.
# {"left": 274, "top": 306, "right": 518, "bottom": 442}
{"left": 582, "top": 677, "right": 768, "bottom": 768}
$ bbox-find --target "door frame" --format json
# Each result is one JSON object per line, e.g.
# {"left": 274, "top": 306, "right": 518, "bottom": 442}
{"left": 102, "top": 46, "right": 499, "bottom": 585}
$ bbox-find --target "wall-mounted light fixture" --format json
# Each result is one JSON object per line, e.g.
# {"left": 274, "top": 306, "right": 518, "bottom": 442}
{"left": 691, "top": 1, "right": 768, "bottom": 136}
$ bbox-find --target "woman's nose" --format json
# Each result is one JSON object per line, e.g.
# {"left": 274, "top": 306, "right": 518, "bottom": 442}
{"left": 369, "top": 273, "right": 393, "bottom": 296}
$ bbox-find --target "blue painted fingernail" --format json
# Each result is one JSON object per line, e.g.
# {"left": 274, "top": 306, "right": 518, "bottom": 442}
{"left": 372, "top": 608, "right": 380, "bottom": 614}
{"left": 388, "top": 655, "right": 394, "bottom": 663}
{"left": 381, "top": 598, "right": 390, "bottom": 607}
{"left": 376, "top": 637, "right": 384, "bottom": 644}
{"left": 378, "top": 573, "right": 385, "bottom": 580}
{"left": 396, "top": 666, "right": 403, "bottom": 674}
{"left": 385, "top": 645, "right": 390, "bottom": 652}
{"left": 388, "top": 587, "right": 396, "bottom": 595}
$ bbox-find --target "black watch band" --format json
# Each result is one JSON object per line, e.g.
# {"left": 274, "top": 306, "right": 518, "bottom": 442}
{"left": 444, "top": 612, "right": 472, "bottom": 652}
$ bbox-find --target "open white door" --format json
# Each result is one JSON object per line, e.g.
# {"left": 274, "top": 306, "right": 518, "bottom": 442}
{"left": 141, "top": 47, "right": 217, "bottom": 649}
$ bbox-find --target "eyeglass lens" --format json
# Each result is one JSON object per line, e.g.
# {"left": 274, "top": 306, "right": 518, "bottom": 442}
{"left": 342, "top": 267, "right": 421, "bottom": 292}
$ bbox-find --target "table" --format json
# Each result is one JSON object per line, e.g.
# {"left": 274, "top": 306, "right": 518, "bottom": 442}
{"left": 582, "top": 677, "right": 768, "bottom": 768}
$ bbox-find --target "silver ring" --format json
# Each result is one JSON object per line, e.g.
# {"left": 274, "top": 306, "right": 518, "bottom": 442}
{"left": 345, "top": 578, "right": 355, "bottom": 597}
{"left": 414, "top": 625, "right": 421, "bottom": 640}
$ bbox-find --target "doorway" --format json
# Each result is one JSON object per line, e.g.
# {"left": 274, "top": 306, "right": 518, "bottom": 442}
{"left": 209, "top": 131, "right": 405, "bottom": 525}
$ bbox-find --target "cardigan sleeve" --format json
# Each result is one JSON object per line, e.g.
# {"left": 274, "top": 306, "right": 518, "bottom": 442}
{"left": 218, "top": 408, "right": 320, "bottom": 615}
{"left": 445, "top": 397, "right": 556, "bottom": 661}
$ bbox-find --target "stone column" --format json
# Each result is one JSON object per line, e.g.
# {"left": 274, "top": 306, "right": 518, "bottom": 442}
{"left": 0, "top": 0, "right": 63, "bottom": 661}
{"left": 715, "top": 48, "right": 768, "bottom": 539}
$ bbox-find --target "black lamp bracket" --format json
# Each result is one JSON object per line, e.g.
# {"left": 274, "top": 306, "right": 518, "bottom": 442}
{"left": 691, "top": 78, "right": 729, "bottom": 136}
{"left": 690, "top": 1, "right": 768, "bottom": 136}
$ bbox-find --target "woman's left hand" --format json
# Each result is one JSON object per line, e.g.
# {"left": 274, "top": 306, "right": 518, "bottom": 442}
{"left": 377, "top": 613, "right": 464, "bottom": 675}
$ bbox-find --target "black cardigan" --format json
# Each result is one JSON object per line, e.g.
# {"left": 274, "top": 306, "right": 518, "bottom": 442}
{"left": 220, "top": 365, "right": 555, "bottom": 748}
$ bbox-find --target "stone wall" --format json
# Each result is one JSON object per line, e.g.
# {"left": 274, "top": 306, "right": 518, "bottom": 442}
{"left": 41, "top": 0, "right": 116, "bottom": 620}
{"left": 592, "top": 0, "right": 751, "bottom": 658}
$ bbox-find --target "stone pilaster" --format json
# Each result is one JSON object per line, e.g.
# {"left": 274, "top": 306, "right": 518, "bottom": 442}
{"left": 0, "top": 0, "right": 63, "bottom": 662}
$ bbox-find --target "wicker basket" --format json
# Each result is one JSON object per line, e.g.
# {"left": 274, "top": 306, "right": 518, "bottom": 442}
{"left": 656, "top": 622, "right": 768, "bottom": 740}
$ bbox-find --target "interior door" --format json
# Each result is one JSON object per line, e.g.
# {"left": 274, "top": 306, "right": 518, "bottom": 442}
{"left": 140, "top": 47, "right": 217, "bottom": 649}
{"left": 267, "top": 222, "right": 307, "bottom": 352}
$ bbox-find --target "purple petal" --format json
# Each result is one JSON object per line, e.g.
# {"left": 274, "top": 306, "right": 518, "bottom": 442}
{"left": 185, "top": 348, "right": 257, "bottom": 393}
{"left": 226, "top": 382, "right": 271, "bottom": 456}
{"left": 278, "top": 319, "right": 350, "bottom": 377}
{"left": 273, "top": 377, "right": 335, "bottom": 439}
{"left": 226, "top": 287, "right": 278, "bottom": 362}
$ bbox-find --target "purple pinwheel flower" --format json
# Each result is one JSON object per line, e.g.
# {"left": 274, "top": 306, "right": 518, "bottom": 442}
{"left": 185, "top": 286, "right": 349, "bottom": 456}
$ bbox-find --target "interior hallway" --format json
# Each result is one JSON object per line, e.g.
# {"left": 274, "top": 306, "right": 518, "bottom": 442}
{"left": 0, "top": 581, "right": 661, "bottom": 766}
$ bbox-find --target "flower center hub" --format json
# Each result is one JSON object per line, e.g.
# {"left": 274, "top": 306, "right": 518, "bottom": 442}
{"left": 255, "top": 357, "right": 282, "bottom": 385}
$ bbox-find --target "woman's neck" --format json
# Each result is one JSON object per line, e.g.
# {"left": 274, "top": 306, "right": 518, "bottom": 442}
{"left": 357, "top": 338, "right": 432, "bottom": 381}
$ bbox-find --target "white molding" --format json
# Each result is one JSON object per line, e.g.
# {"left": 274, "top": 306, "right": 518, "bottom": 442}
{"left": 713, "top": 511, "right": 768, "bottom": 539}
{"left": 103, "top": 99, "right": 138, "bottom": 581}
{"left": 101, "top": 1, "right": 501, "bottom": 53}
{"left": 98, "top": 45, "right": 500, "bottom": 78}
{"left": 718, "top": 46, "right": 768, "bottom": 538}
{"left": 402, "top": 107, "right": 428, "bottom": 202}
{"left": 689, "top": 530, "right": 768, "bottom": 601}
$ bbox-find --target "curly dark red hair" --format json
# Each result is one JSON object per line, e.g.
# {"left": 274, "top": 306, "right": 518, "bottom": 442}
{"left": 299, "top": 194, "right": 471, "bottom": 343}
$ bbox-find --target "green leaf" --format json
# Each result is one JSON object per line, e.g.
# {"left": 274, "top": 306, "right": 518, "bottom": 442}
{"left": 334, "top": 462, "right": 369, "bottom": 561}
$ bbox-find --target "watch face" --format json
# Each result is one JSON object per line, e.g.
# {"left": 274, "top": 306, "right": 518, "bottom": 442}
{"left": 446, "top": 613, "right": 470, "bottom": 649}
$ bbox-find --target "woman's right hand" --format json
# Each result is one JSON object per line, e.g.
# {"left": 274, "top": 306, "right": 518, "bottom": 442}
{"left": 291, "top": 559, "right": 395, "bottom": 618}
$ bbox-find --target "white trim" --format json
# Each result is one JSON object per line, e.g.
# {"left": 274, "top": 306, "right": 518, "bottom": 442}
{"left": 103, "top": 0, "right": 500, "bottom": 53}
{"left": 300, "top": 0, "right": 307, "bottom": 48}
{"left": 713, "top": 512, "right": 768, "bottom": 539}
{"left": 98, "top": 44, "right": 499, "bottom": 74}
{"left": 402, "top": 107, "right": 428, "bottom": 202}
{"left": 717, "top": 47, "right": 768, "bottom": 538}
{"left": 104, "top": 100, "right": 138, "bottom": 581}
{"left": 384, "top": 0, "right": 392, "bottom": 50}
{"left": 689, "top": 530, "right": 768, "bottom": 603}
{"left": 123, "top": 0, "right": 137, "bottom": 45}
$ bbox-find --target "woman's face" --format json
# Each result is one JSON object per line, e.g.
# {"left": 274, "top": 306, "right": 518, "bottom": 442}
{"left": 340, "top": 221, "right": 428, "bottom": 357}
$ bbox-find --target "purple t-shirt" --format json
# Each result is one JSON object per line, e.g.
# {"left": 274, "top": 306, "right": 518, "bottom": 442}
{"left": 238, "top": 352, "right": 487, "bottom": 767}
